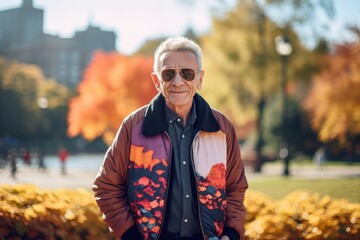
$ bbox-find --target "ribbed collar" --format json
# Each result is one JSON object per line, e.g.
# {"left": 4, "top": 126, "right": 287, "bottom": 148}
{"left": 142, "top": 93, "right": 220, "bottom": 137}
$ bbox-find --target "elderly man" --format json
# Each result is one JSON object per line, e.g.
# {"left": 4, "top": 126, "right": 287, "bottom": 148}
{"left": 93, "top": 36, "right": 248, "bottom": 240}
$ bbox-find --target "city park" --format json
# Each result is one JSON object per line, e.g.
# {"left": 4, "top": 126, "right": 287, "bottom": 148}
{"left": 0, "top": 0, "right": 359, "bottom": 239}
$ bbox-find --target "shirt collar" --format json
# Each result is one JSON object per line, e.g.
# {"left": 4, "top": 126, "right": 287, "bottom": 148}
{"left": 165, "top": 102, "right": 197, "bottom": 126}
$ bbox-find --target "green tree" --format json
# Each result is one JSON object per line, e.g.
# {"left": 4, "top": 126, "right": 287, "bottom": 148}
{"left": 0, "top": 59, "right": 43, "bottom": 139}
{"left": 0, "top": 58, "right": 71, "bottom": 144}
{"left": 262, "top": 94, "right": 317, "bottom": 157}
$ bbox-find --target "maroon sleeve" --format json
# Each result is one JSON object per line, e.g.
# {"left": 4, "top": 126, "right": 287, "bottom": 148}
{"left": 92, "top": 120, "right": 136, "bottom": 239}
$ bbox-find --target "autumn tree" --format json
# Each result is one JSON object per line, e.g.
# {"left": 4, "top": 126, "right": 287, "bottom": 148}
{"left": 199, "top": 0, "right": 336, "bottom": 174}
{"left": 135, "top": 28, "right": 199, "bottom": 56}
{"left": 67, "top": 51, "right": 157, "bottom": 144}
{"left": 201, "top": 0, "right": 313, "bottom": 172}
{"left": 0, "top": 58, "right": 71, "bottom": 143}
{"left": 265, "top": 0, "right": 334, "bottom": 42}
{"left": 0, "top": 58, "right": 40, "bottom": 138}
{"left": 304, "top": 27, "right": 360, "bottom": 158}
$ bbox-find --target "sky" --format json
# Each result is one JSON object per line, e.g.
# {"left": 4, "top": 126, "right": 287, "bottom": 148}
{"left": 0, "top": 0, "right": 359, "bottom": 55}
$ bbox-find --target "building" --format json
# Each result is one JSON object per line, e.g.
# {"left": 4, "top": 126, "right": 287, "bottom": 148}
{"left": 0, "top": 0, "right": 117, "bottom": 88}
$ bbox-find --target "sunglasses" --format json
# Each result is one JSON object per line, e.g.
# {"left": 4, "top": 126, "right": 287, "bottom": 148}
{"left": 160, "top": 68, "right": 197, "bottom": 82}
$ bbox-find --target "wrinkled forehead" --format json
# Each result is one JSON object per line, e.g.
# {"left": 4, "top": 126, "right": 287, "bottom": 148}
{"left": 159, "top": 50, "right": 198, "bottom": 69}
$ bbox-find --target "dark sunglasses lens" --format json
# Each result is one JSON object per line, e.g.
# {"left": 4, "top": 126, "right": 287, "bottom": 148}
{"left": 161, "top": 69, "right": 176, "bottom": 82}
{"left": 180, "top": 69, "right": 195, "bottom": 81}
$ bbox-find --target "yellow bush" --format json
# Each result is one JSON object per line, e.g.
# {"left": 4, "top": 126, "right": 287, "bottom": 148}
{"left": 244, "top": 190, "right": 360, "bottom": 240}
{"left": 0, "top": 184, "right": 113, "bottom": 240}
{"left": 244, "top": 189, "right": 276, "bottom": 222}
{"left": 1, "top": 185, "right": 359, "bottom": 239}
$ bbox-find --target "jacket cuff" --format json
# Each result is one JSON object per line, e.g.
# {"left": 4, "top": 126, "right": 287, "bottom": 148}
{"left": 121, "top": 224, "right": 141, "bottom": 240}
{"left": 222, "top": 227, "right": 240, "bottom": 240}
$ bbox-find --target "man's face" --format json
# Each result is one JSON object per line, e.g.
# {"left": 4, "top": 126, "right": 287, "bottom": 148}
{"left": 151, "top": 50, "right": 204, "bottom": 114}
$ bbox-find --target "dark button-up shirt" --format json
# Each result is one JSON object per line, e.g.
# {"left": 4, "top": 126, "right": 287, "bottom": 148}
{"left": 165, "top": 103, "right": 202, "bottom": 237}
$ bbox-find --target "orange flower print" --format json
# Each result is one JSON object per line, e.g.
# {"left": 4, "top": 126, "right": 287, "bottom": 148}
{"left": 214, "top": 221, "right": 224, "bottom": 236}
{"left": 130, "top": 145, "right": 161, "bottom": 171}
{"left": 206, "top": 163, "right": 225, "bottom": 189}
{"left": 128, "top": 139, "right": 170, "bottom": 239}
{"left": 196, "top": 163, "right": 226, "bottom": 238}
{"left": 138, "top": 176, "right": 150, "bottom": 186}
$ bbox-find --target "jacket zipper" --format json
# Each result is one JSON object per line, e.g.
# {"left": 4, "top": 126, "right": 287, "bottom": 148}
{"left": 156, "top": 132, "right": 172, "bottom": 240}
{"left": 190, "top": 131, "right": 206, "bottom": 239}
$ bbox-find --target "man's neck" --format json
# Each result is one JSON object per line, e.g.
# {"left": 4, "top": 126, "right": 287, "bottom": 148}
{"left": 166, "top": 103, "right": 192, "bottom": 126}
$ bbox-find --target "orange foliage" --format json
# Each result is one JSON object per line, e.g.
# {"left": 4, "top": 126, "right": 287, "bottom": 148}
{"left": 304, "top": 27, "right": 360, "bottom": 145}
{"left": 67, "top": 51, "right": 157, "bottom": 144}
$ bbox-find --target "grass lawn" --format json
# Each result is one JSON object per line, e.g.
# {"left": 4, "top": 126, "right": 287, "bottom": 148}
{"left": 248, "top": 176, "right": 360, "bottom": 203}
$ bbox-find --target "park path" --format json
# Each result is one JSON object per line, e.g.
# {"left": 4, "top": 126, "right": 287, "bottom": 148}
{"left": 1, "top": 154, "right": 359, "bottom": 189}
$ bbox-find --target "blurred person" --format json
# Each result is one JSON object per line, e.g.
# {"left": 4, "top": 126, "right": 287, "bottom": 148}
{"left": 58, "top": 147, "right": 69, "bottom": 175}
{"left": 93, "top": 37, "right": 248, "bottom": 240}
{"left": 22, "top": 148, "right": 31, "bottom": 167}
{"left": 8, "top": 148, "right": 17, "bottom": 179}
{"left": 313, "top": 147, "right": 327, "bottom": 170}
{"left": 37, "top": 148, "right": 47, "bottom": 172}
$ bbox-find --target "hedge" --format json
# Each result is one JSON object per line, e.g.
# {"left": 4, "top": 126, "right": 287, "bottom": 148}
{"left": 244, "top": 189, "right": 360, "bottom": 240}
{"left": 0, "top": 185, "right": 359, "bottom": 239}
{"left": 0, "top": 184, "right": 112, "bottom": 240}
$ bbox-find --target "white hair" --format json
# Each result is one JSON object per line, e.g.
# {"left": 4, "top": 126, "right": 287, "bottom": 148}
{"left": 153, "top": 36, "right": 202, "bottom": 74}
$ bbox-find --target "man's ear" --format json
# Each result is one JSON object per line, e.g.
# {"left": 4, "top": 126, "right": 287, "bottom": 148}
{"left": 197, "top": 70, "right": 204, "bottom": 90}
{"left": 151, "top": 73, "right": 161, "bottom": 91}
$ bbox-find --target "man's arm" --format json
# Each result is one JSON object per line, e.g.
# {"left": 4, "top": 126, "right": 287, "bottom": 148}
{"left": 92, "top": 122, "right": 139, "bottom": 239}
{"left": 224, "top": 123, "right": 248, "bottom": 240}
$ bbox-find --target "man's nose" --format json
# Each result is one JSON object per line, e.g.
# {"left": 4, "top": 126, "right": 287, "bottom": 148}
{"left": 171, "top": 71, "right": 184, "bottom": 86}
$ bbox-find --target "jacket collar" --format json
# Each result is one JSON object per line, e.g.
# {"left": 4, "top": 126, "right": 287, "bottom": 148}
{"left": 142, "top": 93, "right": 220, "bottom": 137}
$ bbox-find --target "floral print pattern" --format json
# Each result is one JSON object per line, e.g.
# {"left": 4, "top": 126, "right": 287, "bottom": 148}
{"left": 197, "top": 163, "right": 227, "bottom": 238}
{"left": 127, "top": 122, "right": 228, "bottom": 240}
{"left": 128, "top": 145, "right": 169, "bottom": 240}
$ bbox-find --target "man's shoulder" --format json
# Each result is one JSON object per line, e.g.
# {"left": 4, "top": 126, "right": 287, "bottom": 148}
{"left": 210, "top": 108, "right": 235, "bottom": 130}
{"left": 210, "top": 108, "right": 230, "bottom": 122}
{"left": 122, "top": 105, "right": 148, "bottom": 126}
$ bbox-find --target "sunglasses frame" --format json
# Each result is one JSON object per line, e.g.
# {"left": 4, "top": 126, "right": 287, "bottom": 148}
{"left": 160, "top": 68, "right": 197, "bottom": 82}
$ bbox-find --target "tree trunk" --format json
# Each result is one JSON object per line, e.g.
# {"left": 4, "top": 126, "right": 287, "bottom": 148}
{"left": 254, "top": 96, "right": 266, "bottom": 172}
{"left": 253, "top": 7, "right": 267, "bottom": 173}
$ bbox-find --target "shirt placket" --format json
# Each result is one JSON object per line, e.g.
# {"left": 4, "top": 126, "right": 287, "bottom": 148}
{"left": 178, "top": 119, "right": 192, "bottom": 235}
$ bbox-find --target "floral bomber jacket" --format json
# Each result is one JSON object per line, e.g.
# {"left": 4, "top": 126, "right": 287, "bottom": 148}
{"left": 93, "top": 93, "right": 248, "bottom": 240}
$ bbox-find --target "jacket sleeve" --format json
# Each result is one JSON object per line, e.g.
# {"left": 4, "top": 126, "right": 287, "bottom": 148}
{"left": 225, "top": 122, "right": 248, "bottom": 239}
{"left": 92, "top": 120, "right": 136, "bottom": 239}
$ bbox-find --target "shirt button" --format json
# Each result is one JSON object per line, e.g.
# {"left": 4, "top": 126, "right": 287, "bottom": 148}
{"left": 182, "top": 161, "right": 186, "bottom": 165}
{"left": 185, "top": 194, "right": 190, "bottom": 198}
{"left": 177, "top": 118, "right": 181, "bottom": 122}
{"left": 184, "top": 219, "right": 188, "bottom": 223}
{"left": 182, "top": 134, "right": 185, "bottom": 138}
